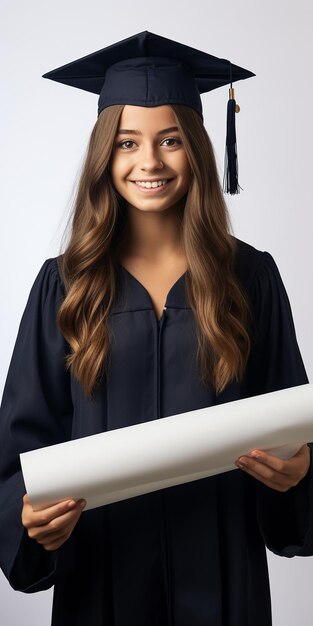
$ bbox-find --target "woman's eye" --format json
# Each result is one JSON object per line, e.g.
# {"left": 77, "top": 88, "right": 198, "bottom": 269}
{"left": 162, "top": 138, "right": 181, "bottom": 147}
{"left": 118, "top": 140, "right": 135, "bottom": 149}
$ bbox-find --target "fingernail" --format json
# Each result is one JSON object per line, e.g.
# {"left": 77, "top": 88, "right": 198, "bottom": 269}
{"left": 79, "top": 500, "right": 87, "bottom": 510}
{"left": 67, "top": 500, "right": 76, "bottom": 507}
{"left": 238, "top": 458, "right": 247, "bottom": 468}
{"left": 250, "top": 451, "right": 260, "bottom": 458}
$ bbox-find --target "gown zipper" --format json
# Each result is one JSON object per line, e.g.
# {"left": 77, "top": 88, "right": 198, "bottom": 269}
{"left": 157, "top": 306, "right": 173, "bottom": 626}
{"left": 158, "top": 306, "right": 167, "bottom": 325}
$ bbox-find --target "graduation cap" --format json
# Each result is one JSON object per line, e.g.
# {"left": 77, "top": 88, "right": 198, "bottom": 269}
{"left": 42, "top": 30, "right": 255, "bottom": 194}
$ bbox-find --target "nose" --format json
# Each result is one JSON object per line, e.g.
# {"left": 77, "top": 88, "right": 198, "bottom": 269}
{"left": 139, "top": 144, "right": 163, "bottom": 171}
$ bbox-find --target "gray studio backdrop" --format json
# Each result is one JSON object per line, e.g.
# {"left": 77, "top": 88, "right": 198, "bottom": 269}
{"left": 1, "top": 0, "right": 313, "bottom": 624}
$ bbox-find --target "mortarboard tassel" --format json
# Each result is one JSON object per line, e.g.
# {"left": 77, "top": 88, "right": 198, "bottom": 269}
{"left": 223, "top": 85, "right": 242, "bottom": 195}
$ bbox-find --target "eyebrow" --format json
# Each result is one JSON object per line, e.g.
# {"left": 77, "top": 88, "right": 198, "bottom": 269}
{"left": 117, "top": 126, "right": 180, "bottom": 136}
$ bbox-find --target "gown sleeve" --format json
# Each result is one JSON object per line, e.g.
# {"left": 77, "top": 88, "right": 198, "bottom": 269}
{"left": 0, "top": 258, "right": 73, "bottom": 592}
{"left": 246, "top": 251, "right": 313, "bottom": 557}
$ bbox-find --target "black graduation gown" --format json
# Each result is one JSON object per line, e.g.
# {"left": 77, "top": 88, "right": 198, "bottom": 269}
{"left": 0, "top": 238, "right": 312, "bottom": 626}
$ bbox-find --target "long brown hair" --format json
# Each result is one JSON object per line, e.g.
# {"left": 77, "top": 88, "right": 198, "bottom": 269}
{"left": 57, "top": 104, "right": 251, "bottom": 399}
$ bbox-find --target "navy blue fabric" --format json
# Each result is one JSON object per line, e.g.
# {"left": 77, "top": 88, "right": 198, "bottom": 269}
{"left": 0, "top": 238, "right": 312, "bottom": 626}
{"left": 42, "top": 30, "right": 255, "bottom": 119}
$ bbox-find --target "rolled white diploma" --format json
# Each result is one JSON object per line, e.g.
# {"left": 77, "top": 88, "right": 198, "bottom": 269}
{"left": 20, "top": 384, "right": 313, "bottom": 512}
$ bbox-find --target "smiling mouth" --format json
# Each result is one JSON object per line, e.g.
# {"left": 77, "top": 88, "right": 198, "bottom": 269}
{"left": 129, "top": 179, "right": 174, "bottom": 194}
{"left": 130, "top": 178, "right": 174, "bottom": 186}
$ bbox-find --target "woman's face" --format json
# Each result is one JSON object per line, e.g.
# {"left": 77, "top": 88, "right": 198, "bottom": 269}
{"left": 110, "top": 105, "right": 192, "bottom": 214}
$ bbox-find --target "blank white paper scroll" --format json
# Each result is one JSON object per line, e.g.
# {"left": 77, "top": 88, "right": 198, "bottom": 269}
{"left": 20, "top": 384, "right": 313, "bottom": 512}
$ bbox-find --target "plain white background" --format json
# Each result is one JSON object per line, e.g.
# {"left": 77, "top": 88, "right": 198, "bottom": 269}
{"left": 1, "top": 0, "right": 313, "bottom": 624}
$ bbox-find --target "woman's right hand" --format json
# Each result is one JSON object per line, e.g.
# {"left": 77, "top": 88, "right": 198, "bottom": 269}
{"left": 21, "top": 493, "right": 87, "bottom": 551}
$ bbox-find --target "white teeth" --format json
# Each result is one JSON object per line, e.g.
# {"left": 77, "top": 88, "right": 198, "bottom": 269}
{"left": 135, "top": 180, "right": 168, "bottom": 188}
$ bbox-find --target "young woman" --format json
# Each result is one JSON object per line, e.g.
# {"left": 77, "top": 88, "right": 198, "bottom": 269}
{"left": 0, "top": 32, "right": 312, "bottom": 626}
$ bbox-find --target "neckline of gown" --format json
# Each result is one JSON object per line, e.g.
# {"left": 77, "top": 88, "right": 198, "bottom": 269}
{"left": 117, "top": 263, "right": 188, "bottom": 320}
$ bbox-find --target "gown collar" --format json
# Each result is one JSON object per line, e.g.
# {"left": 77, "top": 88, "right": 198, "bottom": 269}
{"left": 109, "top": 264, "right": 190, "bottom": 315}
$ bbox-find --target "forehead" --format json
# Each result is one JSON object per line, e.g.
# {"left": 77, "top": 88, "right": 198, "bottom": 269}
{"left": 117, "top": 105, "right": 177, "bottom": 129}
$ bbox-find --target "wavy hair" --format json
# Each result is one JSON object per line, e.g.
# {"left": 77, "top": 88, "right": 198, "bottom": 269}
{"left": 57, "top": 103, "right": 251, "bottom": 399}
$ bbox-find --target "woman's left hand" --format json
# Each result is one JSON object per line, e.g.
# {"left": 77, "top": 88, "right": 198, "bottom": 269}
{"left": 235, "top": 444, "right": 311, "bottom": 492}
